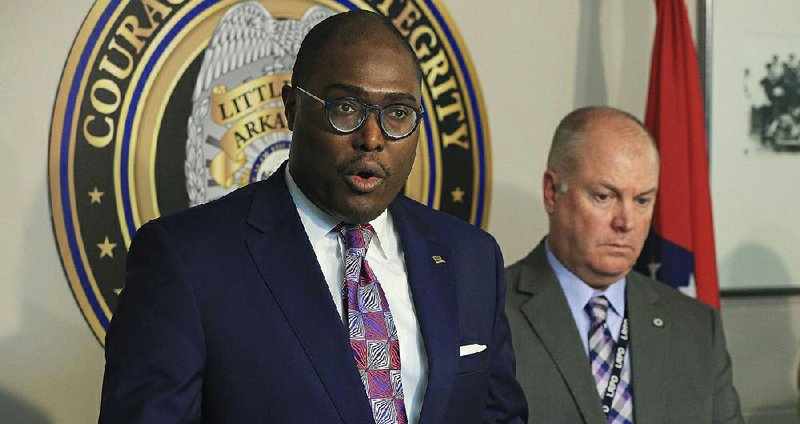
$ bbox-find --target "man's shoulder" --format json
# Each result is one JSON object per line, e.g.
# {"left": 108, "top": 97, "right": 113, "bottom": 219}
{"left": 144, "top": 181, "right": 267, "bottom": 239}
{"left": 392, "top": 195, "right": 494, "bottom": 244}
{"left": 628, "top": 270, "right": 717, "bottom": 317}
{"left": 504, "top": 241, "right": 548, "bottom": 278}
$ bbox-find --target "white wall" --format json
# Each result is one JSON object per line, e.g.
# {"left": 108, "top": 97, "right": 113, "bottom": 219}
{"left": 0, "top": 2, "right": 106, "bottom": 423}
{"left": 0, "top": 1, "right": 797, "bottom": 423}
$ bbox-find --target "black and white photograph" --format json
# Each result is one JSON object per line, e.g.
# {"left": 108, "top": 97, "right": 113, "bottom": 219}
{"left": 743, "top": 36, "right": 800, "bottom": 153}
{"left": 710, "top": 1, "right": 800, "bottom": 296}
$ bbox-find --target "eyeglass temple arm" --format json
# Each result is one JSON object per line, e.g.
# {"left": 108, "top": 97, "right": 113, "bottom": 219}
{"left": 293, "top": 85, "right": 327, "bottom": 105}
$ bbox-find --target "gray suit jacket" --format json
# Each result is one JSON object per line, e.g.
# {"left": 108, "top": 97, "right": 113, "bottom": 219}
{"left": 505, "top": 240, "right": 744, "bottom": 423}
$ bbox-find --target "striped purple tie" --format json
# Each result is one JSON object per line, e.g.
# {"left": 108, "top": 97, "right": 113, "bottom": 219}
{"left": 338, "top": 223, "right": 408, "bottom": 424}
{"left": 586, "top": 296, "right": 634, "bottom": 424}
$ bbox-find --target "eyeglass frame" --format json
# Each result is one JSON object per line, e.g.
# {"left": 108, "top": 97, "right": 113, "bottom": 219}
{"left": 292, "top": 85, "right": 425, "bottom": 141}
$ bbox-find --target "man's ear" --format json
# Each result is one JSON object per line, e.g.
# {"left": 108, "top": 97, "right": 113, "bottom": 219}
{"left": 281, "top": 84, "right": 296, "bottom": 131}
{"left": 543, "top": 169, "right": 559, "bottom": 214}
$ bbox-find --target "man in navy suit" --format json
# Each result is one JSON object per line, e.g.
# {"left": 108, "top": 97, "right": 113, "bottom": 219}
{"left": 99, "top": 10, "right": 527, "bottom": 424}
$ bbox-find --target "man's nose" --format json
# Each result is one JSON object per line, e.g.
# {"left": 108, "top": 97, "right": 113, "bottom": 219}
{"left": 353, "top": 110, "right": 385, "bottom": 152}
{"left": 612, "top": 200, "right": 635, "bottom": 232}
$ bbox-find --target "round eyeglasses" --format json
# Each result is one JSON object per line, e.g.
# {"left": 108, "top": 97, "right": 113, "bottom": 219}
{"left": 294, "top": 85, "right": 424, "bottom": 140}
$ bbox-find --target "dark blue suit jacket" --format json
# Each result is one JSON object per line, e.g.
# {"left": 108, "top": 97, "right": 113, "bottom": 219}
{"left": 99, "top": 166, "right": 527, "bottom": 423}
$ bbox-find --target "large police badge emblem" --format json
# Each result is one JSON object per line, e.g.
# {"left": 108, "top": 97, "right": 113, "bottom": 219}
{"left": 49, "top": 0, "right": 491, "bottom": 344}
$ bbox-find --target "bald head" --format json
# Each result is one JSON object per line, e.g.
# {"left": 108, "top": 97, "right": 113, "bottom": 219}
{"left": 547, "top": 106, "right": 658, "bottom": 189}
{"left": 292, "top": 10, "right": 422, "bottom": 88}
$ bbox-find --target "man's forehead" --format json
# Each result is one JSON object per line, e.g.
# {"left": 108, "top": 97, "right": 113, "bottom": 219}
{"left": 308, "top": 41, "right": 420, "bottom": 90}
{"left": 321, "top": 19, "right": 402, "bottom": 49}
{"left": 581, "top": 125, "right": 655, "bottom": 159}
{"left": 575, "top": 130, "right": 658, "bottom": 176}
{"left": 321, "top": 35, "right": 410, "bottom": 61}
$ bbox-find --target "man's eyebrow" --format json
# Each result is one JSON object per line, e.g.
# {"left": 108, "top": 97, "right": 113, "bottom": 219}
{"left": 637, "top": 188, "right": 658, "bottom": 197}
{"left": 597, "top": 181, "right": 621, "bottom": 194}
{"left": 325, "top": 83, "right": 418, "bottom": 103}
{"left": 384, "top": 92, "right": 418, "bottom": 103}
{"left": 325, "top": 83, "right": 367, "bottom": 97}
{"left": 598, "top": 182, "right": 658, "bottom": 197}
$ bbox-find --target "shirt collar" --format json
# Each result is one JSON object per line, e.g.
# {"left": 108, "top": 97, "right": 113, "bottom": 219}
{"left": 285, "top": 165, "right": 390, "bottom": 259}
{"left": 544, "top": 237, "right": 626, "bottom": 319}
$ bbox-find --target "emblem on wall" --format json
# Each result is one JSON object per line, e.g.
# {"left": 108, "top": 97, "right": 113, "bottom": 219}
{"left": 49, "top": 0, "right": 491, "bottom": 344}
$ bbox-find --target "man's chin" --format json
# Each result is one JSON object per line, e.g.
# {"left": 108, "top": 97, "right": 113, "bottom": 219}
{"left": 592, "top": 262, "right": 633, "bottom": 281}
{"left": 329, "top": 199, "right": 391, "bottom": 225}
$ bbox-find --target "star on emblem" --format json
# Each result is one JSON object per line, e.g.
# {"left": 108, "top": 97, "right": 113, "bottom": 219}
{"left": 97, "top": 236, "right": 117, "bottom": 259}
{"left": 88, "top": 187, "right": 104, "bottom": 204}
{"left": 450, "top": 186, "right": 465, "bottom": 203}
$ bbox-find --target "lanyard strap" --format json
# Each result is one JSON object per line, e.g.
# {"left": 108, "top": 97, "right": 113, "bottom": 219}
{"left": 601, "top": 308, "right": 630, "bottom": 415}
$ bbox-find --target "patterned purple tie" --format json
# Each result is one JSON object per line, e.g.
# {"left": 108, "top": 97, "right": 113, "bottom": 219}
{"left": 586, "top": 296, "right": 634, "bottom": 424}
{"left": 338, "top": 223, "right": 408, "bottom": 424}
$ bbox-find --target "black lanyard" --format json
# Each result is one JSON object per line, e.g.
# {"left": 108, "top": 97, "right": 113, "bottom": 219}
{"left": 600, "top": 306, "right": 630, "bottom": 416}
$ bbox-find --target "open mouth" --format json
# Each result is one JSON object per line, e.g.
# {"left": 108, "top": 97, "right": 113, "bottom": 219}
{"left": 342, "top": 160, "right": 388, "bottom": 193}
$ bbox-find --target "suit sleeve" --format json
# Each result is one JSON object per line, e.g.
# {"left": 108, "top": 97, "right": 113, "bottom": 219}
{"left": 484, "top": 240, "right": 529, "bottom": 424}
{"left": 99, "top": 221, "right": 205, "bottom": 423}
{"left": 710, "top": 308, "right": 744, "bottom": 424}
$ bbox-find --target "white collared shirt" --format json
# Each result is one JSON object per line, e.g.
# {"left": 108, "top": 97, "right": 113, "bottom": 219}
{"left": 285, "top": 166, "right": 428, "bottom": 423}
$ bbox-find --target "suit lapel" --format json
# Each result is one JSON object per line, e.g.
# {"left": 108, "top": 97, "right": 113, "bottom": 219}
{"left": 245, "top": 168, "right": 374, "bottom": 424}
{"left": 390, "top": 198, "right": 458, "bottom": 424}
{"left": 627, "top": 274, "right": 670, "bottom": 424}
{"left": 516, "top": 242, "right": 607, "bottom": 424}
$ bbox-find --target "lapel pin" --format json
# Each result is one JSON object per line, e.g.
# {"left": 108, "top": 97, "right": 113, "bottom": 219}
{"left": 652, "top": 317, "right": 664, "bottom": 328}
{"left": 432, "top": 255, "right": 445, "bottom": 264}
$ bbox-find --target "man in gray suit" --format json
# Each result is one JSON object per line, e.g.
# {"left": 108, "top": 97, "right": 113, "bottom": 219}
{"left": 505, "top": 106, "right": 744, "bottom": 423}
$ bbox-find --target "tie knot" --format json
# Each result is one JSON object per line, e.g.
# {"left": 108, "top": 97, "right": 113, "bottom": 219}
{"left": 336, "top": 223, "right": 375, "bottom": 253}
{"left": 585, "top": 295, "right": 610, "bottom": 325}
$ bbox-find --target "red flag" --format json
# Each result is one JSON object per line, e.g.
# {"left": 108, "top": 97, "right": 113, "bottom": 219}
{"left": 635, "top": 0, "right": 720, "bottom": 309}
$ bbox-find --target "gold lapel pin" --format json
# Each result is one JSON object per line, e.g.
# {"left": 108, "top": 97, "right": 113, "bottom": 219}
{"left": 432, "top": 255, "right": 445, "bottom": 264}
{"left": 652, "top": 317, "right": 664, "bottom": 328}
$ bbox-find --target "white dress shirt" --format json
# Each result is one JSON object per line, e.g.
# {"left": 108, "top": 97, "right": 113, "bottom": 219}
{"left": 285, "top": 166, "right": 428, "bottom": 424}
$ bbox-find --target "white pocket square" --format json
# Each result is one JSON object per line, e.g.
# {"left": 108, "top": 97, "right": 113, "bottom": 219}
{"left": 459, "top": 344, "right": 487, "bottom": 356}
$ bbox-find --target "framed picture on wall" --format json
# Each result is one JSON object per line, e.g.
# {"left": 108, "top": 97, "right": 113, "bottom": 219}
{"left": 704, "top": 0, "right": 800, "bottom": 294}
